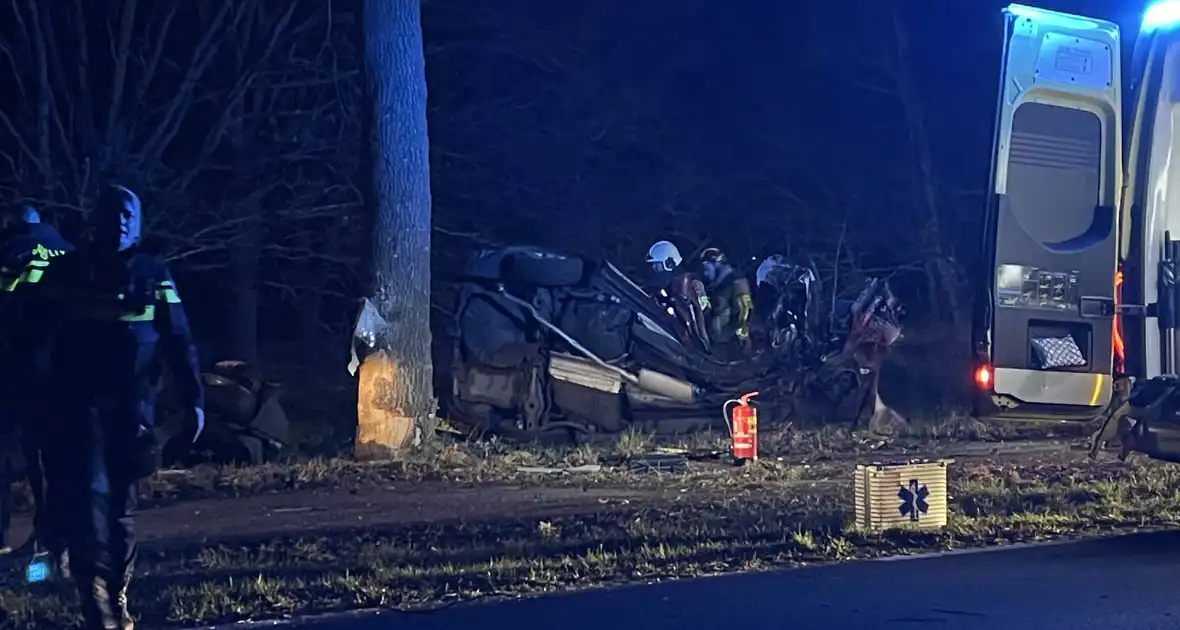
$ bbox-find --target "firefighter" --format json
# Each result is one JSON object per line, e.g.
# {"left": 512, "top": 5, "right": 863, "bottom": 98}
{"left": 699, "top": 247, "right": 754, "bottom": 355}
{"left": 645, "top": 240, "right": 711, "bottom": 351}
{"left": 0, "top": 204, "right": 73, "bottom": 559}
{"left": 37, "top": 185, "right": 204, "bottom": 630}
{"left": 645, "top": 240, "right": 684, "bottom": 291}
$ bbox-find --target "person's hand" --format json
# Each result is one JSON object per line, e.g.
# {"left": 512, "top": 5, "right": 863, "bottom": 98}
{"left": 736, "top": 326, "right": 752, "bottom": 350}
{"left": 191, "top": 407, "right": 205, "bottom": 443}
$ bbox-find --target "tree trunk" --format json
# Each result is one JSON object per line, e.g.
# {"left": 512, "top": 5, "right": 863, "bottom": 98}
{"left": 356, "top": 0, "right": 435, "bottom": 459}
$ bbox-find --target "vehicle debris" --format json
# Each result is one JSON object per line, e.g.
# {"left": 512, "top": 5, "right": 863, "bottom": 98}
{"left": 516, "top": 464, "right": 604, "bottom": 474}
{"left": 446, "top": 246, "right": 903, "bottom": 441}
{"left": 159, "top": 360, "right": 291, "bottom": 467}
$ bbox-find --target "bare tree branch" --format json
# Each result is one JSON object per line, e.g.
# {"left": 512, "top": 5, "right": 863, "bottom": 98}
{"left": 106, "top": 0, "right": 138, "bottom": 151}
{"left": 133, "top": 3, "right": 180, "bottom": 105}
{"left": 138, "top": 0, "right": 236, "bottom": 167}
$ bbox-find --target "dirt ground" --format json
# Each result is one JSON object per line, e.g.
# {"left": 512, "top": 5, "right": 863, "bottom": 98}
{"left": 7, "top": 428, "right": 1180, "bottom": 630}
{"left": 4, "top": 435, "right": 1087, "bottom": 551}
{"left": 7, "top": 484, "right": 669, "bottom": 548}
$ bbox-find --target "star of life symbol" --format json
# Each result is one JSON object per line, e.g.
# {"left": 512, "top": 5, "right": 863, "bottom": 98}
{"left": 897, "top": 478, "right": 930, "bottom": 522}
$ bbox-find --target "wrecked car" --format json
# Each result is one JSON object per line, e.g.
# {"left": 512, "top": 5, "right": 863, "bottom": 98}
{"left": 444, "top": 246, "right": 903, "bottom": 441}
{"left": 158, "top": 360, "right": 291, "bottom": 466}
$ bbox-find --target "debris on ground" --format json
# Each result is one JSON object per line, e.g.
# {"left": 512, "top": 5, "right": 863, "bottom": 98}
{"left": 516, "top": 464, "right": 604, "bottom": 474}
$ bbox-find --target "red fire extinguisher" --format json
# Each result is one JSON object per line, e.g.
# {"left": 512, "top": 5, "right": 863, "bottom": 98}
{"left": 724, "top": 391, "right": 759, "bottom": 464}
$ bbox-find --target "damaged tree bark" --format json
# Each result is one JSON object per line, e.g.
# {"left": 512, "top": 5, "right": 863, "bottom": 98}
{"left": 356, "top": 0, "right": 436, "bottom": 459}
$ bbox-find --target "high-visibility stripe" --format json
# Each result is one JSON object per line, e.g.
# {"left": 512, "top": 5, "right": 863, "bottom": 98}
{"left": 119, "top": 305, "right": 155, "bottom": 322}
{"left": 1, "top": 264, "right": 21, "bottom": 290}
{"left": 0, "top": 243, "right": 65, "bottom": 292}
{"left": 155, "top": 281, "right": 181, "bottom": 304}
{"left": 0, "top": 259, "right": 51, "bottom": 291}
{"left": 73, "top": 302, "right": 155, "bottom": 323}
{"left": 5, "top": 255, "right": 174, "bottom": 320}
{"left": 31, "top": 283, "right": 157, "bottom": 323}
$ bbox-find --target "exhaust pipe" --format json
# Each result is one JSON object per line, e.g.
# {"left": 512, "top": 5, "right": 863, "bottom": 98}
{"left": 636, "top": 368, "right": 697, "bottom": 404}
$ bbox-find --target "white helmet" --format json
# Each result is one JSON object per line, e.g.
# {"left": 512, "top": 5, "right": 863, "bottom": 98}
{"left": 645, "top": 240, "right": 683, "bottom": 272}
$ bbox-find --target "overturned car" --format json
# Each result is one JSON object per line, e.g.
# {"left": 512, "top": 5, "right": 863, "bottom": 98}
{"left": 444, "top": 246, "right": 903, "bottom": 441}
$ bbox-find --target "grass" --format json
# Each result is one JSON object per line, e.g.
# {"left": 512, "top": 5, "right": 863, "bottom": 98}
{"left": 127, "top": 415, "right": 1094, "bottom": 504}
{"left": 4, "top": 459, "right": 1179, "bottom": 628}
{"left": 0, "top": 419, "right": 1150, "bottom": 630}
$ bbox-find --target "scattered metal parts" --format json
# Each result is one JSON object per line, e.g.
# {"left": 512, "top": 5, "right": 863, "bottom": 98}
{"left": 515, "top": 464, "right": 603, "bottom": 475}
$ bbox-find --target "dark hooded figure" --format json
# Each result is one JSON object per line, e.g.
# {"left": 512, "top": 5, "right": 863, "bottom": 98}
{"left": 0, "top": 204, "right": 73, "bottom": 557}
{"left": 37, "top": 185, "right": 204, "bottom": 630}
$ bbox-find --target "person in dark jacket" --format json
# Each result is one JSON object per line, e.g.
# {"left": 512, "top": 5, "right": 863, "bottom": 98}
{"left": 0, "top": 204, "right": 73, "bottom": 557}
{"left": 37, "top": 186, "right": 204, "bottom": 630}
{"left": 699, "top": 247, "right": 754, "bottom": 356}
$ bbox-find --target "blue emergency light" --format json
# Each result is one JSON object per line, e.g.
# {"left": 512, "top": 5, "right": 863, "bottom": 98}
{"left": 25, "top": 555, "right": 50, "bottom": 583}
{"left": 1144, "top": 0, "right": 1180, "bottom": 32}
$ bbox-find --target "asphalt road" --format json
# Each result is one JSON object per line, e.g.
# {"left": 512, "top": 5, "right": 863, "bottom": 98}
{"left": 276, "top": 531, "right": 1180, "bottom": 630}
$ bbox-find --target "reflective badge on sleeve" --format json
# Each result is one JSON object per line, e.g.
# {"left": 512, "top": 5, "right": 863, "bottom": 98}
{"left": 23, "top": 259, "right": 49, "bottom": 284}
{"left": 30, "top": 245, "right": 67, "bottom": 261}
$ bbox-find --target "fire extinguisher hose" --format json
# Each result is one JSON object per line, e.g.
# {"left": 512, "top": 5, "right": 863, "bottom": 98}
{"left": 722, "top": 398, "right": 742, "bottom": 437}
